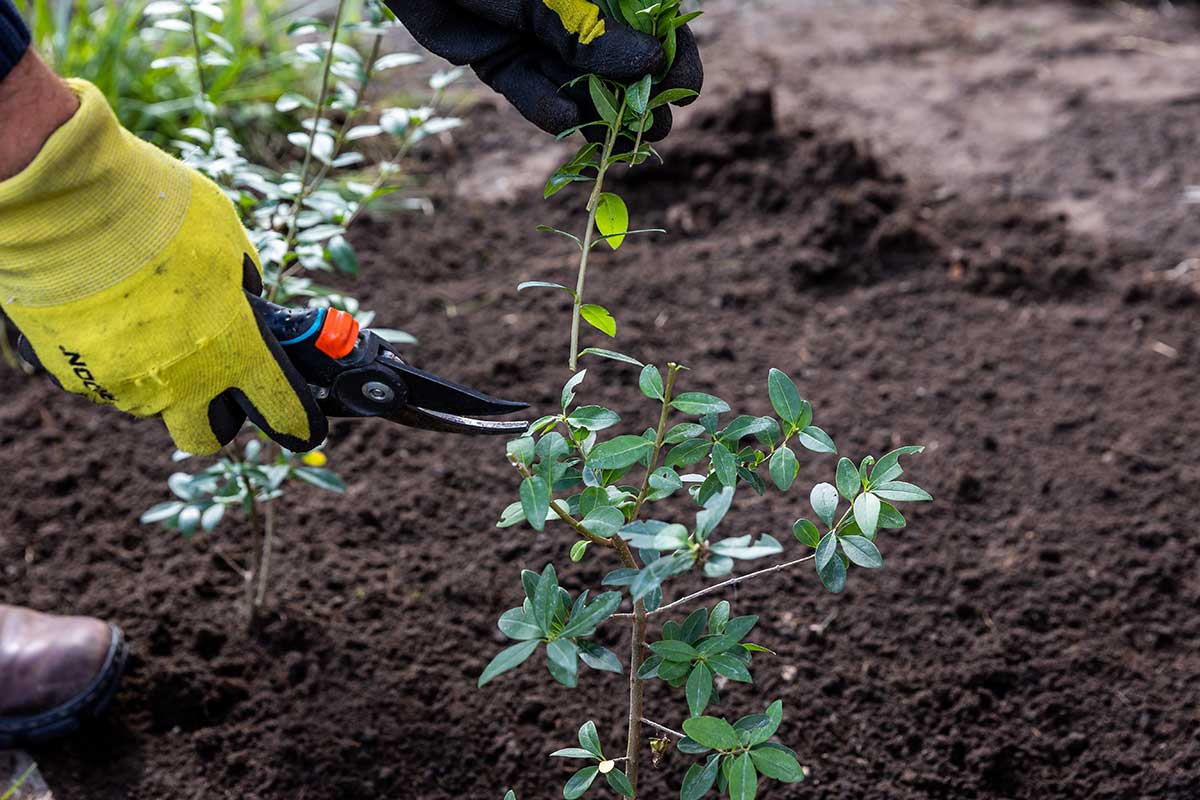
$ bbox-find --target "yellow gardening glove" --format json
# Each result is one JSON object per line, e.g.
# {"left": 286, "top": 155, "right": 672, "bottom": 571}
{"left": 0, "top": 80, "right": 327, "bottom": 455}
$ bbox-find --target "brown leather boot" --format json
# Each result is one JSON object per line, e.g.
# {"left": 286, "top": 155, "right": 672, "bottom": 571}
{"left": 0, "top": 604, "right": 127, "bottom": 747}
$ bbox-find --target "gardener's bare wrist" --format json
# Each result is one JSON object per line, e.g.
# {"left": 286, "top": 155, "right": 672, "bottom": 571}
{"left": 0, "top": 49, "right": 79, "bottom": 181}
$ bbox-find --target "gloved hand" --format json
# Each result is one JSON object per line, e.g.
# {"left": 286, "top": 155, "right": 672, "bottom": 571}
{"left": 0, "top": 80, "right": 327, "bottom": 455}
{"left": 388, "top": 0, "right": 703, "bottom": 141}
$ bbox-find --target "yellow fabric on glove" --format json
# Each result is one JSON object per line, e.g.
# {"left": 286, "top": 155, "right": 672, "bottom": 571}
{"left": 0, "top": 80, "right": 326, "bottom": 455}
{"left": 543, "top": 0, "right": 606, "bottom": 44}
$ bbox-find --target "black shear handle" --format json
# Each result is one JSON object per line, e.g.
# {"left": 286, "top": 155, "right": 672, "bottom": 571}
{"left": 248, "top": 294, "right": 364, "bottom": 388}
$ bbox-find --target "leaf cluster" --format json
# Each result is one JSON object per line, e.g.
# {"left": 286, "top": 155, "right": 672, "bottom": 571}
{"left": 140, "top": 435, "right": 344, "bottom": 535}
{"left": 480, "top": 565, "right": 625, "bottom": 689}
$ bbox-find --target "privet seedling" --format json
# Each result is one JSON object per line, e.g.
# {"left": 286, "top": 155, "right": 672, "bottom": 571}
{"left": 141, "top": 0, "right": 464, "bottom": 614}
{"left": 491, "top": 3, "right": 933, "bottom": 799}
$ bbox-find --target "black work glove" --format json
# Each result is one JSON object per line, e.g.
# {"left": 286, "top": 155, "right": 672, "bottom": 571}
{"left": 386, "top": 0, "right": 703, "bottom": 141}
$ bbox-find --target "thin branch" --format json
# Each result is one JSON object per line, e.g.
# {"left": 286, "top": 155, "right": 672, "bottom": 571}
{"left": 641, "top": 718, "right": 684, "bottom": 739}
{"left": 612, "top": 554, "right": 817, "bottom": 620}
{"left": 631, "top": 364, "right": 679, "bottom": 518}
{"left": 512, "top": 463, "right": 615, "bottom": 549}
{"left": 269, "top": 0, "right": 348, "bottom": 302}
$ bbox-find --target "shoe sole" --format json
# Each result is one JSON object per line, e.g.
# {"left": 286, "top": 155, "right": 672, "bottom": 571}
{"left": 0, "top": 623, "right": 128, "bottom": 749}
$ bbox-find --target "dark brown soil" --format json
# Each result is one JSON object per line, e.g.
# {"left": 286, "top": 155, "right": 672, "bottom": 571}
{"left": 3, "top": 2, "right": 1199, "bottom": 799}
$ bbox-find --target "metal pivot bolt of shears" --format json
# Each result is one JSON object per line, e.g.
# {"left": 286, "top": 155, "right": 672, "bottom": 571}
{"left": 249, "top": 296, "right": 529, "bottom": 436}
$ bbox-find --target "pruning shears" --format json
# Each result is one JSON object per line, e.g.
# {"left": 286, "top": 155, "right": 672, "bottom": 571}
{"left": 249, "top": 296, "right": 529, "bottom": 436}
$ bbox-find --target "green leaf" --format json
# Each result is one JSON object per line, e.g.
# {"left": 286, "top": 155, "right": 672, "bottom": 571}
{"left": 681, "top": 608, "right": 709, "bottom": 643}
{"left": 709, "top": 534, "right": 783, "bottom": 561}
{"left": 695, "top": 486, "right": 734, "bottom": 540}
{"left": 852, "top": 492, "right": 881, "bottom": 538}
{"left": 872, "top": 481, "right": 933, "bottom": 502}
{"left": 677, "top": 736, "right": 714, "bottom": 755}
{"left": 579, "top": 347, "right": 643, "bottom": 367}
{"left": 504, "top": 791, "right": 517, "bottom": 800}
{"left": 750, "top": 747, "right": 803, "bottom": 782}
{"left": 709, "top": 601, "right": 731, "bottom": 634}
{"left": 606, "top": 768, "right": 635, "bottom": 798}
{"left": 687, "top": 662, "right": 714, "bottom": 717}
{"left": 547, "top": 638, "right": 579, "bottom": 687}
{"left": 878, "top": 501, "right": 906, "bottom": 529}
{"left": 141, "top": 501, "right": 184, "bottom": 525}
{"left": 518, "top": 279, "right": 575, "bottom": 296}
{"left": 707, "top": 653, "right": 752, "bottom": 683}
{"left": 478, "top": 639, "right": 540, "bottom": 687}
{"left": 797, "top": 426, "right": 837, "bottom": 454}
{"left": 588, "top": 75, "right": 619, "bottom": 124}
{"left": 507, "top": 437, "right": 536, "bottom": 467}
{"left": 870, "top": 445, "right": 924, "bottom": 486}
{"left": 815, "top": 531, "right": 838, "bottom": 573}
{"left": 520, "top": 476, "right": 551, "bottom": 532}
{"left": 648, "top": 87, "right": 700, "bottom": 110}
{"left": 533, "top": 564, "right": 560, "bottom": 632}
{"left": 681, "top": 755, "right": 721, "bottom": 800}
{"left": 767, "top": 369, "right": 805, "bottom": 428}
{"left": 647, "top": 467, "right": 683, "bottom": 501}
{"left": 682, "top": 717, "right": 741, "bottom": 751}
{"left": 498, "top": 607, "right": 542, "bottom": 640}
{"left": 564, "top": 766, "right": 599, "bottom": 799}
{"left": 579, "top": 720, "right": 604, "bottom": 757}
{"left": 748, "top": 700, "right": 783, "bottom": 746}
{"left": 809, "top": 483, "right": 839, "bottom": 527}
{"left": 569, "top": 406, "right": 621, "bottom": 431}
{"left": 327, "top": 236, "right": 359, "bottom": 276}
{"left": 816, "top": 542, "right": 847, "bottom": 593}
{"left": 666, "top": 439, "right": 711, "bottom": 469}
{"left": 551, "top": 748, "right": 600, "bottom": 760}
{"left": 672, "top": 393, "right": 730, "bottom": 416}
{"left": 650, "top": 640, "right": 700, "bottom": 662}
{"left": 835, "top": 458, "right": 860, "bottom": 500}
{"left": 545, "top": 170, "right": 592, "bottom": 198}
{"left": 563, "top": 370, "right": 588, "bottom": 410}
{"left": 841, "top": 535, "right": 884, "bottom": 569}
{"left": 719, "top": 416, "right": 776, "bottom": 445}
{"left": 580, "top": 507, "right": 623, "bottom": 539}
{"left": 792, "top": 519, "right": 821, "bottom": 548}
{"left": 639, "top": 364, "right": 665, "bottom": 400}
{"left": 578, "top": 641, "right": 623, "bottom": 673}
{"left": 768, "top": 446, "right": 798, "bottom": 491}
{"left": 292, "top": 467, "right": 346, "bottom": 493}
{"left": 561, "top": 591, "right": 622, "bottom": 638}
{"left": 595, "top": 192, "right": 630, "bottom": 250}
{"left": 728, "top": 752, "right": 758, "bottom": 800}
{"left": 580, "top": 304, "right": 617, "bottom": 337}
{"left": 711, "top": 442, "right": 737, "bottom": 487}
{"left": 665, "top": 423, "right": 706, "bottom": 444}
{"left": 627, "top": 74, "right": 653, "bottom": 115}
{"left": 589, "top": 436, "right": 654, "bottom": 470}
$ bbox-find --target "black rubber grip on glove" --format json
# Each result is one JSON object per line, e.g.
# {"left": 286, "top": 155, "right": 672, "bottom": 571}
{"left": 0, "top": 0, "right": 30, "bottom": 83}
{"left": 386, "top": 0, "right": 702, "bottom": 140}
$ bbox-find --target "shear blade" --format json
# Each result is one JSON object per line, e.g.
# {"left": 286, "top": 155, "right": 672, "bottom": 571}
{"left": 379, "top": 352, "right": 528, "bottom": 417}
{"left": 387, "top": 406, "right": 530, "bottom": 436}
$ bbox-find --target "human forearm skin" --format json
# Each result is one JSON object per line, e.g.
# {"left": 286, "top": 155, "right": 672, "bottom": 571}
{"left": 0, "top": 2, "right": 78, "bottom": 181}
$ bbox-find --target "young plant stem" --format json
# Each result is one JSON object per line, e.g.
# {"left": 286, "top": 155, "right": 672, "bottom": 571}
{"left": 240, "top": 469, "right": 263, "bottom": 622}
{"left": 254, "top": 499, "right": 275, "bottom": 607}
{"left": 268, "top": 0, "right": 348, "bottom": 302}
{"left": 568, "top": 95, "right": 628, "bottom": 372}
{"left": 631, "top": 364, "right": 680, "bottom": 518}
{"left": 613, "top": 553, "right": 818, "bottom": 622}
{"left": 512, "top": 462, "right": 615, "bottom": 549}
{"left": 611, "top": 535, "right": 648, "bottom": 794}
{"left": 640, "top": 718, "right": 684, "bottom": 739}
{"left": 187, "top": 7, "right": 212, "bottom": 133}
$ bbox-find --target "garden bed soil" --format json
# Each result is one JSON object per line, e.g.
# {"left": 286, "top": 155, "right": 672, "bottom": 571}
{"left": 2, "top": 1, "right": 1198, "bottom": 798}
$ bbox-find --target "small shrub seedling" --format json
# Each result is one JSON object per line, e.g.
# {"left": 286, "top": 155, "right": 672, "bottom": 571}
{"left": 139, "top": 0, "right": 465, "bottom": 617}
{"left": 490, "top": 3, "right": 933, "bottom": 799}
